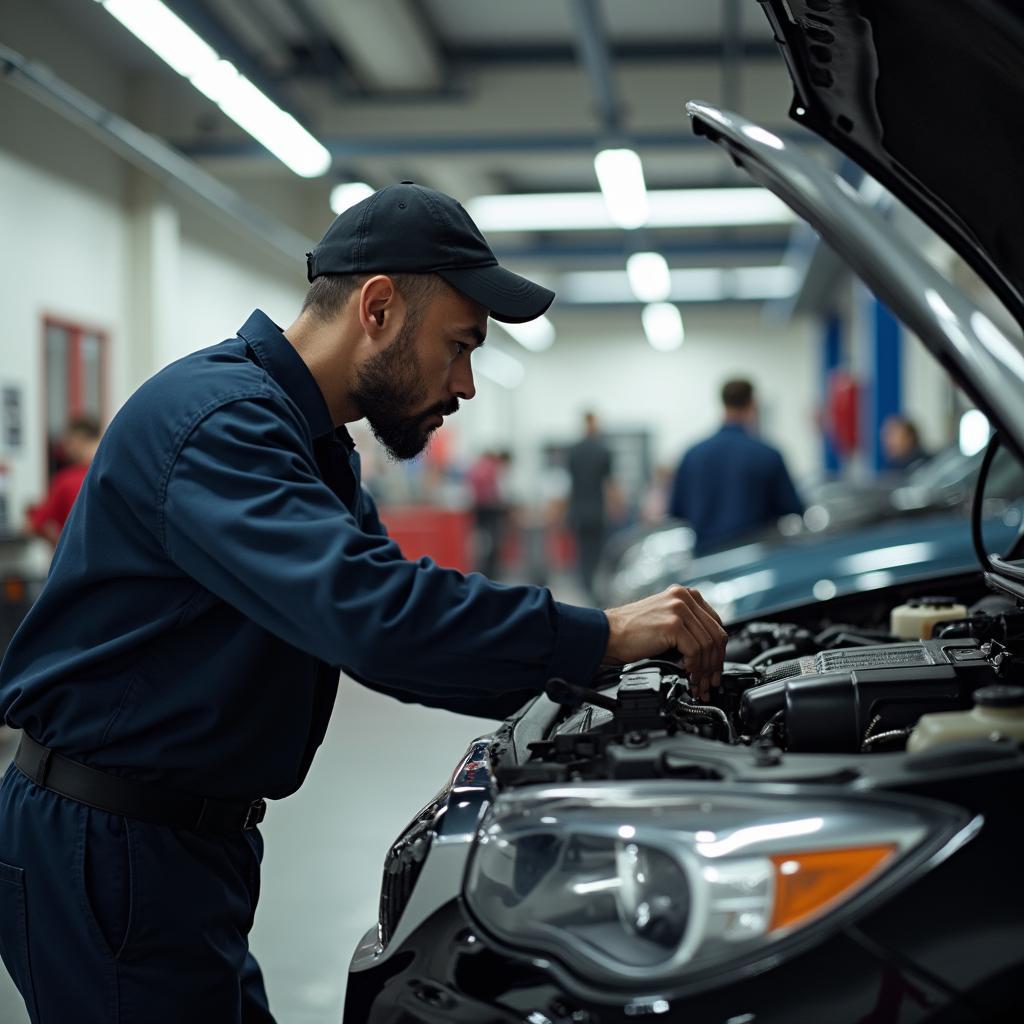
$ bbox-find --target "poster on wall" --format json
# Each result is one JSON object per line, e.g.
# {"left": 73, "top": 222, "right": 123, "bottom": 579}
{"left": 1, "top": 386, "right": 22, "bottom": 451}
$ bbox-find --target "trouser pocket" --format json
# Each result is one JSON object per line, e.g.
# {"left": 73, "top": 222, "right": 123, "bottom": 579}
{"left": 79, "top": 809, "right": 137, "bottom": 960}
{"left": 0, "top": 859, "right": 40, "bottom": 1021}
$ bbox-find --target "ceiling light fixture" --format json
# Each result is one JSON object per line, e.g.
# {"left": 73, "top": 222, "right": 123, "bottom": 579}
{"left": 330, "top": 181, "right": 375, "bottom": 215}
{"left": 98, "top": 0, "right": 331, "bottom": 178}
{"left": 496, "top": 315, "right": 556, "bottom": 352}
{"left": 641, "top": 303, "right": 685, "bottom": 352}
{"left": 593, "top": 148, "right": 649, "bottom": 229}
{"left": 626, "top": 252, "right": 672, "bottom": 303}
{"left": 465, "top": 188, "right": 793, "bottom": 233}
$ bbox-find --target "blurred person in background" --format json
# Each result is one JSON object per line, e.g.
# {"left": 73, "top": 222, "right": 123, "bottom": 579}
{"left": 567, "top": 410, "right": 618, "bottom": 601}
{"left": 26, "top": 414, "right": 102, "bottom": 546}
{"left": 881, "top": 413, "right": 930, "bottom": 472}
{"left": 640, "top": 464, "right": 675, "bottom": 524}
{"left": 669, "top": 379, "right": 803, "bottom": 555}
{"left": 467, "top": 448, "right": 512, "bottom": 577}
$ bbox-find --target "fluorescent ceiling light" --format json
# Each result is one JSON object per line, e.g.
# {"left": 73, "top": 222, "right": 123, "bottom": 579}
{"left": 496, "top": 315, "right": 556, "bottom": 352}
{"left": 626, "top": 252, "right": 671, "bottom": 303}
{"left": 594, "top": 148, "right": 648, "bottom": 229}
{"left": 475, "top": 346, "right": 525, "bottom": 389}
{"left": 99, "top": 0, "right": 330, "bottom": 178}
{"left": 330, "top": 182, "right": 375, "bottom": 215}
{"left": 561, "top": 265, "right": 799, "bottom": 304}
{"left": 465, "top": 188, "right": 794, "bottom": 232}
{"left": 641, "top": 303, "right": 684, "bottom": 352}
{"left": 959, "top": 409, "right": 990, "bottom": 456}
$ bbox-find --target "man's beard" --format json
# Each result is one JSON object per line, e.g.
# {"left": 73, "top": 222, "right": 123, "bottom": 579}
{"left": 351, "top": 318, "right": 459, "bottom": 461}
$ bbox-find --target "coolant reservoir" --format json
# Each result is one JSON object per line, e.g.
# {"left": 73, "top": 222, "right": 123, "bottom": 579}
{"left": 907, "top": 685, "right": 1024, "bottom": 753}
{"left": 890, "top": 596, "right": 968, "bottom": 640}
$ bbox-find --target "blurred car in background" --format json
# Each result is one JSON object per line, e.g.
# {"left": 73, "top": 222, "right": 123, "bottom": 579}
{"left": 601, "top": 446, "right": 1024, "bottom": 613}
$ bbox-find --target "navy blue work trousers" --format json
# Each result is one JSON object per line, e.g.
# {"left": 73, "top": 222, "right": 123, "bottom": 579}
{"left": 0, "top": 763, "right": 276, "bottom": 1023}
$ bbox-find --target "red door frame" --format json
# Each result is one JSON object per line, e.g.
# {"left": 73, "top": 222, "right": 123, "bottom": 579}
{"left": 40, "top": 315, "right": 109, "bottom": 481}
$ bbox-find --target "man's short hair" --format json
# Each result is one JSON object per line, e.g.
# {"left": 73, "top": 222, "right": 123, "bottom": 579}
{"left": 66, "top": 415, "right": 102, "bottom": 440}
{"left": 721, "top": 378, "right": 755, "bottom": 410}
{"left": 300, "top": 272, "right": 446, "bottom": 323}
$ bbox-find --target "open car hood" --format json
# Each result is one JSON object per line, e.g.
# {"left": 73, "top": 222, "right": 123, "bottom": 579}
{"left": 686, "top": 100, "right": 1024, "bottom": 467}
{"left": 758, "top": 0, "right": 1024, "bottom": 332}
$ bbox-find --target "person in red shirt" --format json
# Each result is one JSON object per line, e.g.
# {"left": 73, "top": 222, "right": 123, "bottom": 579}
{"left": 26, "top": 415, "right": 102, "bottom": 545}
{"left": 466, "top": 449, "right": 511, "bottom": 577}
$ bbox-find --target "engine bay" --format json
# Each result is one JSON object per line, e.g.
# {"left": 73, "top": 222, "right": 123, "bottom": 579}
{"left": 496, "top": 580, "right": 1024, "bottom": 789}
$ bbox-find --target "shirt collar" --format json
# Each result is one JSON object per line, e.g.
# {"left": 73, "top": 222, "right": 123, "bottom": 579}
{"left": 237, "top": 309, "right": 335, "bottom": 440}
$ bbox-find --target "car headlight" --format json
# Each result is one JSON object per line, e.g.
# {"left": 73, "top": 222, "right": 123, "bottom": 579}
{"left": 463, "top": 783, "right": 974, "bottom": 988}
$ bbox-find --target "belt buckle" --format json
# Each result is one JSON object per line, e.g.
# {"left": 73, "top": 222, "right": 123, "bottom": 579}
{"left": 243, "top": 798, "right": 267, "bottom": 830}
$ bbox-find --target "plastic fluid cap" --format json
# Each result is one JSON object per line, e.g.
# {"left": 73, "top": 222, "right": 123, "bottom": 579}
{"left": 890, "top": 599, "right": 968, "bottom": 640}
{"left": 974, "top": 685, "right": 1024, "bottom": 708}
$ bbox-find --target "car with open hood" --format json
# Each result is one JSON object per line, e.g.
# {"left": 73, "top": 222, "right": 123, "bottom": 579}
{"left": 343, "top": 3, "right": 1024, "bottom": 1021}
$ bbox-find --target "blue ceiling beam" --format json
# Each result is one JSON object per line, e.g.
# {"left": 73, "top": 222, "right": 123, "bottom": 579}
{"left": 492, "top": 238, "right": 787, "bottom": 263}
{"left": 178, "top": 127, "right": 822, "bottom": 160}
{"left": 554, "top": 296, "right": 769, "bottom": 310}
{"left": 442, "top": 40, "right": 781, "bottom": 65}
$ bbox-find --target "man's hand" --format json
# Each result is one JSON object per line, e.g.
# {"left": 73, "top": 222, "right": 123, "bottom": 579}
{"left": 603, "top": 586, "right": 727, "bottom": 700}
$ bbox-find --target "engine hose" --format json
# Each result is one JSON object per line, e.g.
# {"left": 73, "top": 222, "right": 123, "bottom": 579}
{"left": 861, "top": 728, "right": 912, "bottom": 751}
{"left": 674, "top": 702, "right": 736, "bottom": 744}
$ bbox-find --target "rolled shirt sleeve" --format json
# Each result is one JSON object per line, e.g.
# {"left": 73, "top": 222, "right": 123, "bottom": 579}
{"left": 162, "top": 398, "right": 608, "bottom": 700}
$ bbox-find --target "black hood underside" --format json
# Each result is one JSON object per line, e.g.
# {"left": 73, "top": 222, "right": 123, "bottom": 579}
{"left": 761, "top": 0, "right": 1024, "bottom": 331}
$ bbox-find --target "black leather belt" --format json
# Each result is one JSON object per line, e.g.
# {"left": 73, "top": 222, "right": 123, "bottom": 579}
{"left": 13, "top": 733, "right": 266, "bottom": 833}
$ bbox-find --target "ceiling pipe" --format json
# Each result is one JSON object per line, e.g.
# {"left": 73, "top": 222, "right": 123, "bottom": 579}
{"left": 568, "top": 0, "right": 622, "bottom": 135}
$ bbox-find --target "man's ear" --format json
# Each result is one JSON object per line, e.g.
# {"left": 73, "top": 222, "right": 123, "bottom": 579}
{"left": 358, "top": 275, "right": 399, "bottom": 339}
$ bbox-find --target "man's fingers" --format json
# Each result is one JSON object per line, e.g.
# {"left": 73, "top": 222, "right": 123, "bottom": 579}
{"left": 682, "top": 590, "right": 724, "bottom": 678}
{"left": 670, "top": 592, "right": 717, "bottom": 684}
{"left": 686, "top": 588, "right": 728, "bottom": 674}
{"left": 664, "top": 585, "right": 726, "bottom": 700}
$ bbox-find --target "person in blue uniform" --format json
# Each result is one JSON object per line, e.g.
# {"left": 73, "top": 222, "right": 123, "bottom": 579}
{"left": 669, "top": 378, "right": 803, "bottom": 554}
{"left": 0, "top": 183, "right": 726, "bottom": 1024}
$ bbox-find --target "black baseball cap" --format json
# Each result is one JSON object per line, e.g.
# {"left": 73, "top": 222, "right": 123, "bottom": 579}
{"left": 306, "top": 182, "right": 554, "bottom": 324}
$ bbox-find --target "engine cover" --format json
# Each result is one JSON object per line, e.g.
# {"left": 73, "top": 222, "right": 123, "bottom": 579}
{"left": 741, "top": 639, "right": 998, "bottom": 751}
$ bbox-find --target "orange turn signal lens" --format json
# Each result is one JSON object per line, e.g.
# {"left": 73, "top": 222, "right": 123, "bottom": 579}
{"left": 769, "top": 845, "right": 897, "bottom": 932}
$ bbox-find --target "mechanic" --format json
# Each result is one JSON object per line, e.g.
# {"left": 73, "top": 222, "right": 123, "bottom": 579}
{"left": 0, "top": 183, "right": 726, "bottom": 1024}
{"left": 669, "top": 377, "right": 803, "bottom": 554}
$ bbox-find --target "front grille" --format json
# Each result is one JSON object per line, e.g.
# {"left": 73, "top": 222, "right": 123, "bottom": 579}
{"left": 377, "top": 800, "right": 439, "bottom": 947}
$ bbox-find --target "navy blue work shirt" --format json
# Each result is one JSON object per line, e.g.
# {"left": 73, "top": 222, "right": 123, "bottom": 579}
{"left": 0, "top": 311, "right": 607, "bottom": 800}
{"left": 668, "top": 423, "right": 803, "bottom": 555}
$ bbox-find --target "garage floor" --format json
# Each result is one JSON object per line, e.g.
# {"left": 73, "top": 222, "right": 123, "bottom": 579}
{"left": 0, "top": 575, "right": 589, "bottom": 1024}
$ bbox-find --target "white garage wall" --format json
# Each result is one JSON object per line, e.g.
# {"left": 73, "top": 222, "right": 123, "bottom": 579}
{"left": 172, "top": 210, "right": 308, "bottom": 368}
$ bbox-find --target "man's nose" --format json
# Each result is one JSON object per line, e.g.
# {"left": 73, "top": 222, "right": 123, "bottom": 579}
{"left": 452, "top": 362, "right": 476, "bottom": 401}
